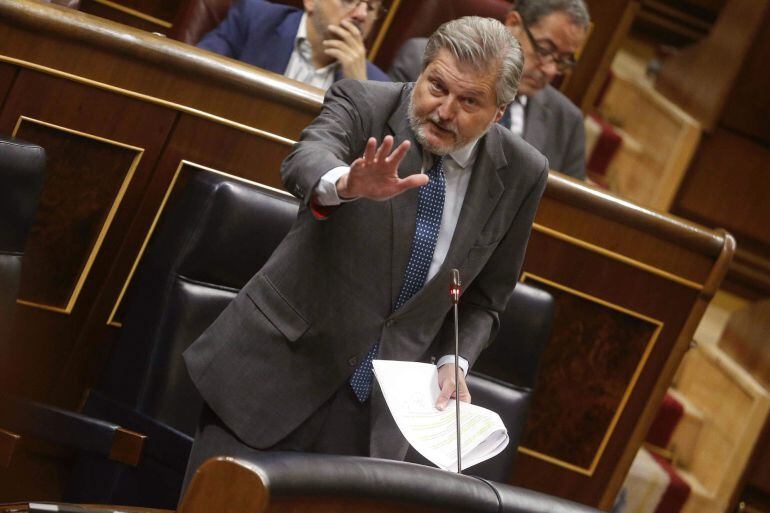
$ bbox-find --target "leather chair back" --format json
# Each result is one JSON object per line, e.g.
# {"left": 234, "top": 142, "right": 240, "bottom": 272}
{"left": 0, "top": 137, "right": 45, "bottom": 348}
{"left": 180, "top": 452, "right": 604, "bottom": 513}
{"left": 68, "top": 169, "right": 298, "bottom": 507}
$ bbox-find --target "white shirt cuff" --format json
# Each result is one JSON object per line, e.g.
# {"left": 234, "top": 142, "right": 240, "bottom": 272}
{"left": 314, "top": 166, "right": 354, "bottom": 206}
{"left": 436, "top": 355, "right": 469, "bottom": 376}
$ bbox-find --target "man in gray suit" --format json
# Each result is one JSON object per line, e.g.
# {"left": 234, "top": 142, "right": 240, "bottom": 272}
{"left": 389, "top": 0, "right": 590, "bottom": 180}
{"left": 182, "top": 16, "right": 547, "bottom": 484}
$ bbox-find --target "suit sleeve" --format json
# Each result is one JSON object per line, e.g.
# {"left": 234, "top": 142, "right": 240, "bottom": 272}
{"left": 280, "top": 80, "right": 370, "bottom": 205}
{"left": 196, "top": 0, "right": 251, "bottom": 58}
{"left": 559, "top": 110, "right": 587, "bottom": 180}
{"left": 435, "top": 160, "right": 549, "bottom": 366}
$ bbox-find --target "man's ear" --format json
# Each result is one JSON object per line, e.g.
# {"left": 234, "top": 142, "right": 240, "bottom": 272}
{"left": 303, "top": 0, "right": 314, "bottom": 14}
{"left": 505, "top": 10, "right": 522, "bottom": 29}
{"left": 493, "top": 104, "right": 507, "bottom": 124}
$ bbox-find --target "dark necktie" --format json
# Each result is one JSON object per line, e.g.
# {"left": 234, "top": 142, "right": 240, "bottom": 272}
{"left": 349, "top": 156, "right": 446, "bottom": 402}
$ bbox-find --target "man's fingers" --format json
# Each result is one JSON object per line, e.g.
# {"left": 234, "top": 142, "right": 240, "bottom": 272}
{"left": 399, "top": 174, "right": 429, "bottom": 191}
{"left": 385, "top": 139, "right": 411, "bottom": 167}
{"left": 375, "top": 135, "right": 394, "bottom": 162}
{"left": 362, "top": 137, "right": 377, "bottom": 164}
{"left": 435, "top": 383, "right": 453, "bottom": 410}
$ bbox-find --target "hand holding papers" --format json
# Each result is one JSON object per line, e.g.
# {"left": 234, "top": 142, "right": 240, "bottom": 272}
{"left": 372, "top": 360, "right": 509, "bottom": 472}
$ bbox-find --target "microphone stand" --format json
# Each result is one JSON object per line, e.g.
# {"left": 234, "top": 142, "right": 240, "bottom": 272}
{"left": 450, "top": 269, "right": 462, "bottom": 474}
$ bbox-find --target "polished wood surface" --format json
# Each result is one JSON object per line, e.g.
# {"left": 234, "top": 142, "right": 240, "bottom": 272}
{"left": 562, "top": 0, "right": 640, "bottom": 113}
{"left": 656, "top": 0, "right": 770, "bottom": 131}
{"left": 654, "top": 0, "right": 770, "bottom": 299}
{"left": 0, "top": 1, "right": 735, "bottom": 508}
{"left": 511, "top": 174, "right": 733, "bottom": 509}
{"left": 0, "top": 430, "right": 19, "bottom": 469}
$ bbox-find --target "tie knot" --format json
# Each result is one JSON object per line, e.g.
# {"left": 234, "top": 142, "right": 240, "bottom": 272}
{"left": 428, "top": 155, "right": 445, "bottom": 177}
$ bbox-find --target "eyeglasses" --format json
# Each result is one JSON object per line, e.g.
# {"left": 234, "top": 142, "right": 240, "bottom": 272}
{"left": 520, "top": 20, "right": 577, "bottom": 72}
{"left": 339, "top": 0, "right": 387, "bottom": 17}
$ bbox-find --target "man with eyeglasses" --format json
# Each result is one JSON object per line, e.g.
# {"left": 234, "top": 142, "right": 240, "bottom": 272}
{"left": 390, "top": 0, "right": 590, "bottom": 180}
{"left": 197, "top": 0, "right": 389, "bottom": 89}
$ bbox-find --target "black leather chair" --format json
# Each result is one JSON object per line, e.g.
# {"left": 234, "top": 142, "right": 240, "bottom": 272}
{"left": 0, "top": 136, "right": 45, "bottom": 467}
{"left": 180, "top": 452, "right": 603, "bottom": 513}
{"left": 0, "top": 136, "right": 45, "bottom": 350}
{"left": 66, "top": 168, "right": 299, "bottom": 507}
{"left": 65, "top": 167, "right": 551, "bottom": 506}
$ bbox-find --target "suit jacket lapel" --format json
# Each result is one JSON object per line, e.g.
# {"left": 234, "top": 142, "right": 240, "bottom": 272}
{"left": 262, "top": 9, "right": 302, "bottom": 74}
{"left": 523, "top": 91, "right": 549, "bottom": 152}
{"left": 387, "top": 85, "right": 423, "bottom": 309}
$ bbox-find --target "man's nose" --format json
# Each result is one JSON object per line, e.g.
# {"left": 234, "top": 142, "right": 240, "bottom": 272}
{"left": 541, "top": 58, "right": 560, "bottom": 80}
{"left": 349, "top": 1, "right": 368, "bottom": 22}
{"left": 436, "top": 97, "right": 457, "bottom": 121}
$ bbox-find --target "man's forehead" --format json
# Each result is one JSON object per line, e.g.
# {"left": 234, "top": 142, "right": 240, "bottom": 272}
{"left": 529, "top": 11, "right": 586, "bottom": 51}
{"left": 426, "top": 53, "right": 497, "bottom": 97}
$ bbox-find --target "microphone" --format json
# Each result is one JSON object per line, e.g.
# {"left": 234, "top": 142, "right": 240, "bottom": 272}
{"left": 450, "top": 269, "right": 461, "bottom": 304}
{"left": 451, "top": 268, "right": 462, "bottom": 473}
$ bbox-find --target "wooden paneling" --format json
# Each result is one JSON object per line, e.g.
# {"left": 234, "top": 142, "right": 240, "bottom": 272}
{"left": 80, "top": 0, "right": 181, "bottom": 30}
{"left": 0, "top": 62, "right": 16, "bottom": 110}
{"left": 511, "top": 176, "right": 733, "bottom": 509}
{"left": 720, "top": 11, "right": 770, "bottom": 144}
{"left": 674, "top": 129, "right": 770, "bottom": 255}
{"left": 656, "top": 0, "right": 770, "bottom": 131}
{"left": 561, "top": 0, "right": 640, "bottom": 113}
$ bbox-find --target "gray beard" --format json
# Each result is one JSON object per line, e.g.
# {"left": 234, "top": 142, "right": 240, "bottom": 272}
{"left": 407, "top": 90, "right": 490, "bottom": 156}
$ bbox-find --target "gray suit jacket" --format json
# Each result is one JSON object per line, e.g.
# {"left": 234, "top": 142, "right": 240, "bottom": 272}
{"left": 390, "top": 37, "right": 586, "bottom": 179}
{"left": 183, "top": 79, "right": 548, "bottom": 455}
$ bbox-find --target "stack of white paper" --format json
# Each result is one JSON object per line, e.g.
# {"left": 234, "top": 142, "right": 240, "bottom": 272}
{"left": 372, "top": 359, "right": 509, "bottom": 472}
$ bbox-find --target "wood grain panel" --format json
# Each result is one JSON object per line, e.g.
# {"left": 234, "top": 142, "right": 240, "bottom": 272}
{"left": 80, "top": 0, "right": 180, "bottom": 30}
{"left": 520, "top": 274, "right": 662, "bottom": 474}
{"left": 0, "top": 61, "right": 16, "bottom": 111}
{"left": 55, "top": 113, "right": 295, "bottom": 407}
{"left": 673, "top": 129, "right": 770, "bottom": 254}
{"left": 79, "top": 0, "right": 174, "bottom": 32}
{"left": 0, "top": 69, "right": 176, "bottom": 400}
{"left": 13, "top": 118, "right": 142, "bottom": 312}
{"left": 561, "top": 0, "right": 639, "bottom": 113}
{"left": 719, "top": 10, "right": 770, "bottom": 145}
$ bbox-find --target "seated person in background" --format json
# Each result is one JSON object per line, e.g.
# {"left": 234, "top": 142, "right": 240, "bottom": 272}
{"left": 389, "top": 0, "right": 590, "bottom": 180}
{"left": 197, "top": 0, "right": 389, "bottom": 89}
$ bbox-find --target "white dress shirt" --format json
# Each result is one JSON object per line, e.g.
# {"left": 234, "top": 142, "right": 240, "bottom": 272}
{"left": 314, "top": 140, "right": 482, "bottom": 375}
{"left": 283, "top": 14, "right": 337, "bottom": 90}
{"left": 509, "top": 95, "right": 528, "bottom": 137}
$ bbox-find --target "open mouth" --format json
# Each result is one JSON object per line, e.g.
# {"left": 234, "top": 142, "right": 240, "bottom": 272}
{"left": 429, "top": 120, "right": 454, "bottom": 135}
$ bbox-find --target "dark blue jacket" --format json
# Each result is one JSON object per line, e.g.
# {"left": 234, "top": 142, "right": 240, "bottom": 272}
{"left": 197, "top": 0, "right": 389, "bottom": 82}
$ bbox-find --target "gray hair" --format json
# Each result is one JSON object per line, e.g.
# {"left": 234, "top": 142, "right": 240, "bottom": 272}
{"left": 514, "top": 0, "right": 590, "bottom": 29}
{"left": 423, "top": 16, "right": 523, "bottom": 106}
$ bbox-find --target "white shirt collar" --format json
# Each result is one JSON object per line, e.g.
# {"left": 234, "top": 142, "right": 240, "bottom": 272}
{"left": 294, "top": 14, "right": 338, "bottom": 73}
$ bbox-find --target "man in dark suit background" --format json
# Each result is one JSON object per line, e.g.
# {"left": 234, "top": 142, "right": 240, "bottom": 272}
{"left": 182, "top": 16, "right": 548, "bottom": 487}
{"left": 389, "top": 0, "right": 590, "bottom": 180}
{"left": 197, "top": 0, "right": 389, "bottom": 89}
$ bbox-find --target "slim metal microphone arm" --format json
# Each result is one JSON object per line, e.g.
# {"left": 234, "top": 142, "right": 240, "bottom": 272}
{"left": 450, "top": 268, "right": 462, "bottom": 474}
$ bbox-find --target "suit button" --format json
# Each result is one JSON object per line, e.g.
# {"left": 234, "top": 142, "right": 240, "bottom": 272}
{"left": 385, "top": 320, "right": 395, "bottom": 327}
{"left": 348, "top": 356, "right": 358, "bottom": 367}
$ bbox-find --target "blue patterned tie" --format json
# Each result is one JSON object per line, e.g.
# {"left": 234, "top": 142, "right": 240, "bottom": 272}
{"left": 350, "top": 156, "right": 446, "bottom": 402}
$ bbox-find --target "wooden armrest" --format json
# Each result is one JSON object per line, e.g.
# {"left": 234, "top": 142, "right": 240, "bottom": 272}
{"left": 0, "top": 428, "right": 21, "bottom": 467}
{"left": 0, "top": 393, "right": 145, "bottom": 466}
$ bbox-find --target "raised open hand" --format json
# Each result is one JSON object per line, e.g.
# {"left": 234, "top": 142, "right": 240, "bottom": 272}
{"left": 336, "top": 136, "right": 428, "bottom": 201}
